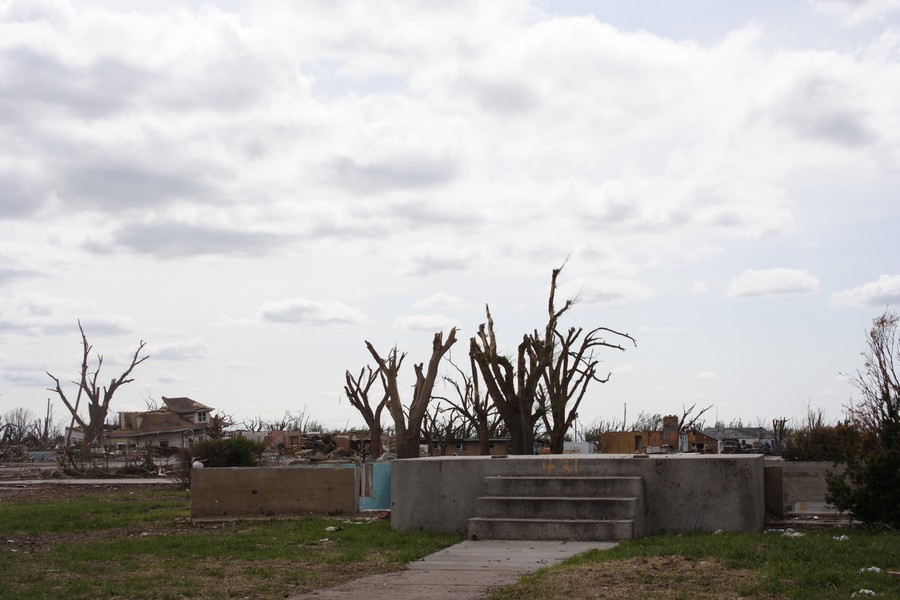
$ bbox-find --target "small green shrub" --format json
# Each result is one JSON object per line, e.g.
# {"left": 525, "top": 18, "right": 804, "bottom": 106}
{"left": 826, "top": 310, "right": 900, "bottom": 528}
{"left": 193, "top": 436, "right": 266, "bottom": 467}
{"left": 827, "top": 422, "right": 900, "bottom": 528}
{"left": 783, "top": 421, "right": 860, "bottom": 462}
{"left": 176, "top": 436, "right": 267, "bottom": 487}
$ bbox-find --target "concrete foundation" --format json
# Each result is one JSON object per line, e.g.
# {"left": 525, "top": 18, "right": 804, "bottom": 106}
{"left": 391, "top": 454, "right": 764, "bottom": 536}
{"left": 191, "top": 464, "right": 358, "bottom": 519}
{"left": 763, "top": 460, "right": 844, "bottom": 516}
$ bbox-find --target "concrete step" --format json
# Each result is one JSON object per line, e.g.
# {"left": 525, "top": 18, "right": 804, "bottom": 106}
{"left": 468, "top": 517, "right": 634, "bottom": 541}
{"left": 483, "top": 476, "right": 642, "bottom": 498}
{"left": 475, "top": 496, "right": 639, "bottom": 520}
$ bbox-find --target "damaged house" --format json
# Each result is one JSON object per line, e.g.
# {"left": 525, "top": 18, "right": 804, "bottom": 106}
{"left": 107, "top": 397, "right": 214, "bottom": 449}
{"left": 600, "top": 415, "right": 719, "bottom": 454}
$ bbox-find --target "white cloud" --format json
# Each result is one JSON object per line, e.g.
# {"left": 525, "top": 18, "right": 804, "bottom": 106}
{"left": 152, "top": 340, "right": 211, "bottom": 361}
{"left": 0, "top": 1, "right": 898, "bottom": 426}
{"left": 637, "top": 325, "right": 688, "bottom": 335}
{"left": 830, "top": 274, "right": 900, "bottom": 307}
{"left": 226, "top": 360, "right": 258, "bottom": 371}
{"left": 811, "top": 0, "right": 900, "bottom": 25}
{"left": 260, "top": 299, "right": 366, "bottom": 326}
{"left": 412, "top": 292, "right": 469, "bottom": 309}
{"left": 695, "top": 371, "right": 720, "bottom": 380}
{"left": 573, "top": 279, "right": 656, "bottom": 305}
{"left": 156, "top": 370, "right": 186, "bottom": 383}
{"left": 727, "top": 268, "right": 821, "bottom": 298}
{"left": 393, "top": 313, "right": 458, "bottom": 333}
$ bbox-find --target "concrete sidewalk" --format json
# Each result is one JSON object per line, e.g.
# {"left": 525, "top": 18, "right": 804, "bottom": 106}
{"left": 287, "top": 539, "right": 616, "bottom": 600}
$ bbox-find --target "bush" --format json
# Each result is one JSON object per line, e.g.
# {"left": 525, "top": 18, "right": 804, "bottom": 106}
{"left": 826, "top": 435, "right": 900, "bottom": 527}
{"left": 176, "top": 436, "right": 266, "bottom": 488}
{"left": 783, "top": 421, "right": 860, "bottom": 462}
{"left": 191, "top": 436, "right": 266, "bottom": 467}
{"left": 826, "top": 310, "right": 900, "bottom": 528}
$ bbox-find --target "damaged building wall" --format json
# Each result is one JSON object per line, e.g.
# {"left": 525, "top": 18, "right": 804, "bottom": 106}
{"left": 190, "top": 464, "right": 359, "bottom": 519}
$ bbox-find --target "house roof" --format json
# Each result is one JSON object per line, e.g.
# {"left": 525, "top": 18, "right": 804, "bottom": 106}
{"left": 162, "top": 396, "right": 212, "bottom": 414}
{"left": 702, "top": 427, "right": 773, "bottom": 440}
{"left": 108, "top": 411, "right": 203, "bottom": 438}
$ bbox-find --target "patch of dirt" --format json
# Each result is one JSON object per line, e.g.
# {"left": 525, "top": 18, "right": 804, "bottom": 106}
{"left": 515, "top": 555, "right": 783, "bottom": 600}
{"left": 0, "top": 479, "right": 177, "bottom": 502}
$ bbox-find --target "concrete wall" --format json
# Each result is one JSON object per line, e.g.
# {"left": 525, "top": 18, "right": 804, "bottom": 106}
{"left": 359, "top": 462, "right": 392, "bottom": 510}
{"left": 391, "top": 454, "right": 764, "bottom": 535}
{"left": 764, "top": 460, "right": 844, "bottom": 516}
{"left": 191, "top": 464, "right": 358, "bottom": 519}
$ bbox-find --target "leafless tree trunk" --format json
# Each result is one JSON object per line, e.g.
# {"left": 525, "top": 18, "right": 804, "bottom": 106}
{"left": 630, "top": 411, "right": 663, "bottom": 432}
{"left": 206, "top": 412, "right": 233, "bottom": 439}
{"left": 422, "top": 402, "right": 460, "bottom": 456}
{"left": 847, "top": 309, "right": 900, "bottom": 449}
{"left": 471, "top": 264, "right": 635, "bottom": 455}
{"left": 344, "top": 366, "right": 387, "bottom": 458}
{"left": 437, "top": 356, "right": 500, "bottom": 455}
{"left": 772, "top": 417, "right": 787, "bottom": 453}
{"left": 366, "top": 328, "right": 457, "bottom": 459}
{"left": 242, "top": 416, "right": 266, "bottom": 432}
{"left": 46, "top": 320, "right": 148, "bottom": 452}
{"left": 470, "top": 306, "right": 546, "bottom": 455}
{"left": 677, "top": 403, "right": 713, "bottom": 432}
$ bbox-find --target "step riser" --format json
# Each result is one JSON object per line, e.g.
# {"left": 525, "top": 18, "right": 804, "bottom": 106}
{"left": 476, "top": 497, "right": 638, "bottom": 520}
{"left": 468, "top": 518, "right": 634, "bottom": 541}
{"left": 483, "top": 477, "right": 642, "bottom": 498}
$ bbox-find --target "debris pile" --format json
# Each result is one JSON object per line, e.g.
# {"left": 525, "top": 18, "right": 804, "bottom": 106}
{"left": 0, "top": 445, "right": 35, "bottom": 463}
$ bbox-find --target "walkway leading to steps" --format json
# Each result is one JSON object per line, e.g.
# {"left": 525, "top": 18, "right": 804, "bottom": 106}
{"left": 287, "top": 539, "right": 616, "bottom": 600}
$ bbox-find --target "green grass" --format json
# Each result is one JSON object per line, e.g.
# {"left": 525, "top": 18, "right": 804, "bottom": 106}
{"left": 0, "top": 489, "right": 463, "bottom": 600}
{"left": 489, "top": 529, "right": 900, "bottom": 599}
{"left": 0, "top": 489, "right": 191, "bottom": 534}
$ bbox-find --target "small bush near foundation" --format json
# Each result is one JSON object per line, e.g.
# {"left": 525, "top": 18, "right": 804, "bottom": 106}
{"left": 176, "top": 437, "right": 267, "bottom": 487}
{"left": 826, "top": 310, "right": 900, "bottom": 528}
{"left": 191, "top": 437, "right": 266, "bottom": 467}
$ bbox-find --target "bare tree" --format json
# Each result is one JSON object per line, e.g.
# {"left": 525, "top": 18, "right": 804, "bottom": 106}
{"left": 581, "top": 416, "right": 625, "bottom": 446}
{"left": 471, "top": 265, "right": 635, "bottom": 454}
{"left": 470, "top": 304, "right": 545, "bottom": 455}
{"left": 206, "top": 412, "right": 233, "bottom": 439}
{"left": 344, "top": 365, "right": 388, "bottom": 457}
{"left": 827, "top": 309, "right": 900, "bottom": 527}
{"left": 242, "top": 416, "right": 267, "bottom": 432}
{"left": 772, "top": 417, "right": 787, "bottom": 453}
{"left": 266, "top": 407, "right": 322, "bottom": 432}
{"left": 847, "top": 309, "right": 900, "bottom": 446}
{"left": 630, "top": 411, "right": 663, "bottom": 432}
{"left": 1, "top": 407, "right": 39, "bottom": 445}
{"left": 537, "top": 270, "right": 636, "bottom": 453}
{"left": 366, "top": 328, "right": 458, "bottom": 459}
{"left": 421, "top": 402, "right": 461, "bottom": 456}
{"left": 46, "top": 320, "right": 148, "bottom": 450}
{"left": 142, "top": 393, "right": 160, "bottom": 411}
{"left": 436, "top": 355, "right": 502, "bottom": 455}
{"left": 677, "top": 403, "right": 713, "bottom": 431}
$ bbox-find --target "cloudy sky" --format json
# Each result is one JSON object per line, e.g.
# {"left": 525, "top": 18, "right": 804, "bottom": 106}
{"left": 2, "top": 0, "right": 899, "bottom": 433}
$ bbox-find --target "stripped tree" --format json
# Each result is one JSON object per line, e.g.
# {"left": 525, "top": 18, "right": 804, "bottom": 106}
{"left": 46, "top": 320, "right": 148, "bottom": 453}
{"left": 365, "top": 328, "right": 457, "bottom": 459}
{"left": 343, "top": 365, "right": 388, "bottom": 458}
{"left": 471, "top": 264, "right": 635, "bottom": 454}
{"left": 436, "top": 355, "right": 503, "bottom": 455}
{"left": 677, "top": 403, "right": 713, "bottom": 432}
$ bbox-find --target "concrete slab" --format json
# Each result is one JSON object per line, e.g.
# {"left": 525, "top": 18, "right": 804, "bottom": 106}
{"left": 287, "top": 539, "right": 615, "bottom": 600}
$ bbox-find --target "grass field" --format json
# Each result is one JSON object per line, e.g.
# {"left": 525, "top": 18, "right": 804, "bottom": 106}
{"left": 489, "top": 528, "right": 900, "bottom": 599}
{"left": 4, "top": 485, "right": 899, "bottom": 599}
{"left": 0, "top": 486, "right": 463, "bottom": 599}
